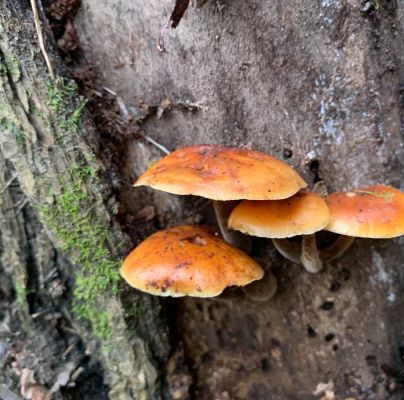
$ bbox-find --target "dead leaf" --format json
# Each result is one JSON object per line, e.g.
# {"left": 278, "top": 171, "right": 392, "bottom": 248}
{"left": 47, "top": 0, "right": 81, "bottom": 20}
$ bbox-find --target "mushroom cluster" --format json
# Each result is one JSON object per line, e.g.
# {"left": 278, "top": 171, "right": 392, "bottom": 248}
{"left": 121, "top": 144, "right": 404, "bottom": 299}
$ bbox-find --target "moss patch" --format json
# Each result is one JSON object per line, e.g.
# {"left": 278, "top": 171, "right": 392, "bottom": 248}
{"left": 38, "top": 78, "right": 120, "bottom": 339}
{"left": 0, "top": 117, "right": 27, "bottom": 147}
{"left": 40, "top": 164, "right": 121, "bottom": 339}
{"left": 46, "top": 78, "right": 88, "bottom": 133}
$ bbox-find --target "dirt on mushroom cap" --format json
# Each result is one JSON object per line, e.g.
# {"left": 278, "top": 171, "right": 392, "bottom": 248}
{"left": 134, "top": 145, "right": 307, "bottom": 201}
{"left": 228, "top": 192, "right": 330, "bottom": 238}
{"left": 325, "top": 185, "right": 404, "bottom": 238}
{"left": 120, "top": 225, "right": 264, "bottom": 297}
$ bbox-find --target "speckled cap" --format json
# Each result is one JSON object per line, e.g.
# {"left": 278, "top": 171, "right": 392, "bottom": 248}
{"left": 325, "top": 185, "right": 404, "bottom": 238}
{"left": 134, "top": 144, "right": 307, "bottom": 201}
{"left": 120, "top": 225, "right": 264, "bottom": 297}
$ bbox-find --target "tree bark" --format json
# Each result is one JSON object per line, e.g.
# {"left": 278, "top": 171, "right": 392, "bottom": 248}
{"left": 0, "top": 2, "right": 170, "bottom": 399}
{"left": 74, "top": 0, "right": 404, "bottom": 399}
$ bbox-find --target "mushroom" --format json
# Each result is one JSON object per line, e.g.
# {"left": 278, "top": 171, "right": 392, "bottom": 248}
{"left": 134, "top": 144, "right": 307, "bottom": 298}
{"left": 134, "top": 145, "right": 307, "bottom": 248}
{"left": 322, "top": 185, "right": 404, "bottom": 257}
{"left": 228, "top": 191, "right": 330, "bottom": 273}
{"left": 120, "top": 225, "right": 264, "bottom": 297}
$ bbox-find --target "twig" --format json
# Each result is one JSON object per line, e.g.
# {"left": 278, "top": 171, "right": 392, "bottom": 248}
{"left": 62, "top": 339, "right": 79, "bottom": 357}
{"left": 31, "top": 308, "right": 55, "bottom": 319}
{"left": 5, "top": 196, "right": 28, "bottom": 214}
{"left": 16, "top": 198, "right": 29, "bottom": 214}
{"left": 30, "top": 0, "right": 55, "bottom": 80}
{"left": 0, "top": 173, "right": 18, "bottom": 195}
{"left": 144, "top": 135, "right": 171, "bottom": 155}
{"left": 102, "top": 86, "right": 117, "bottom": 96}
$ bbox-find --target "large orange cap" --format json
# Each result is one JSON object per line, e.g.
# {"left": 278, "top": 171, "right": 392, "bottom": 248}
{"left": 325, "top": 185, "right": 404, "bottom": 238}
{"left": 228, "top": 191, "right": 329, "bottom": 238}
{"left": 120, "top": 225, "right": 264, "bottom": 297}
{"left": 134, "top": 145, "right": 307, "bottom": 200}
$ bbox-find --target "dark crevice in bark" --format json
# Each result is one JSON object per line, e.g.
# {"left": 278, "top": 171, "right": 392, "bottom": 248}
{"left": 22, "top": 206, "right": 41, "bottom": 315}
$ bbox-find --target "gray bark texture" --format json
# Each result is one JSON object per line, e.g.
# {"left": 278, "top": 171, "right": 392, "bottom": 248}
{"left": 1, "top": 0, "right": 404, "bottom": 399}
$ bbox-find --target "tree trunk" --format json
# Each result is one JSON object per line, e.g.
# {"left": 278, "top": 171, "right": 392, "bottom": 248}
{"left": 0, "top": 2, "right": 170, "bottom": 399}
{"left": 1, "top": 0, "right": 404, "bottom": 399}
{"left": 74, "top": 0, "right": 404, "bottom": 399}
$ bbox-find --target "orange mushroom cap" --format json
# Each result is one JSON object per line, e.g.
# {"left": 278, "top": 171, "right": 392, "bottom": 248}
{"left": 228, "top": 192, "right": 330, "bottom": 238}
{"left": 135, "top": 145, "right": 307, "bottom": 200}
{"left": 120, "top": 225, "right": 264, "bottom": 297}
{"left": 325, "top": 185, "right": 404, "bottom": 238}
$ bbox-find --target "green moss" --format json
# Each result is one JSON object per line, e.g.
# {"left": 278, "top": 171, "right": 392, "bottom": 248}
{"left": 0, "top": 117, "right": 28, "bottom": 147}
{"left": 39, "top": 164, "right": 121, "bottom": 339}
{"left": 14, "top": 281, "right": 27, "bottom": 308}
{"left": 0, "top": 54, "right": 20, "bottom": 80}
{"left": 46, "top": 78, "right": 88, "bottom": 133}
{"left": 8, "top": 55, "right": 20, "bottom": 81}
{"left": 0, "top": 62, "right": 6, "bottom": 77}
{"left": 39, "top": 78, "right": 119, "bottom": 339}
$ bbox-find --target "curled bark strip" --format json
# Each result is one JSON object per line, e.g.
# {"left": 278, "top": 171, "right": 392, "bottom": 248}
{"left": 158, "top": 0, "right": 190, "bottom": 52}
{"left": 170, "top": 0, "right": 191, "bottom": 28}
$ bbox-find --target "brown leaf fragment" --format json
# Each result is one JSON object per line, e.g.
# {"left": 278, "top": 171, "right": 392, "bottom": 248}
{"left": 57, "top": 19, "right": 78, "bottom": 53}
{"left": 47, "top": 0, "right": 81, "bottom": 20}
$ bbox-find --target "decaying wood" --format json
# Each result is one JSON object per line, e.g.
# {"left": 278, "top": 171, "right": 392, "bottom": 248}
{"left": 74, "top": 0, "right": 404, "bottom": 398}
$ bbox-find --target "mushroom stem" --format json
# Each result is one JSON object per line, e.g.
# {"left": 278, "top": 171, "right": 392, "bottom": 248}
{"left": 242, "top": 267, "right": 277, "bottom": 301}
{"left": 320, "top": 235, "right": 355, "bottom": 262}
{"left": 271, "top": 238, "right": 301, "bottom": 263}
{"left": 300, "top": 234, "right": 323, "bottom": 273}
{"left": 215, "top": 202, "right": 277, "bottom": 301}
{"left": 213, "top": 200, "right": 252, "bottom": 253}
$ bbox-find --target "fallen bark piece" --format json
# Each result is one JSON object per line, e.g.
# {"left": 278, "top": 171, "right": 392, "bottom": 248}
{"left": 169, "top": 0, "right": 191, "bottom": 28}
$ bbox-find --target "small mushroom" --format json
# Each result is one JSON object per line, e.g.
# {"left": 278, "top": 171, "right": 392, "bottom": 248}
{"left": 228, "top": 191, "right": 330, "bottom": 273}
{"left": 120, "top": 225, "right": 264, "bottom": 297}
{"left": 322, "top": 185, "right": 404, "bottom": 257}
